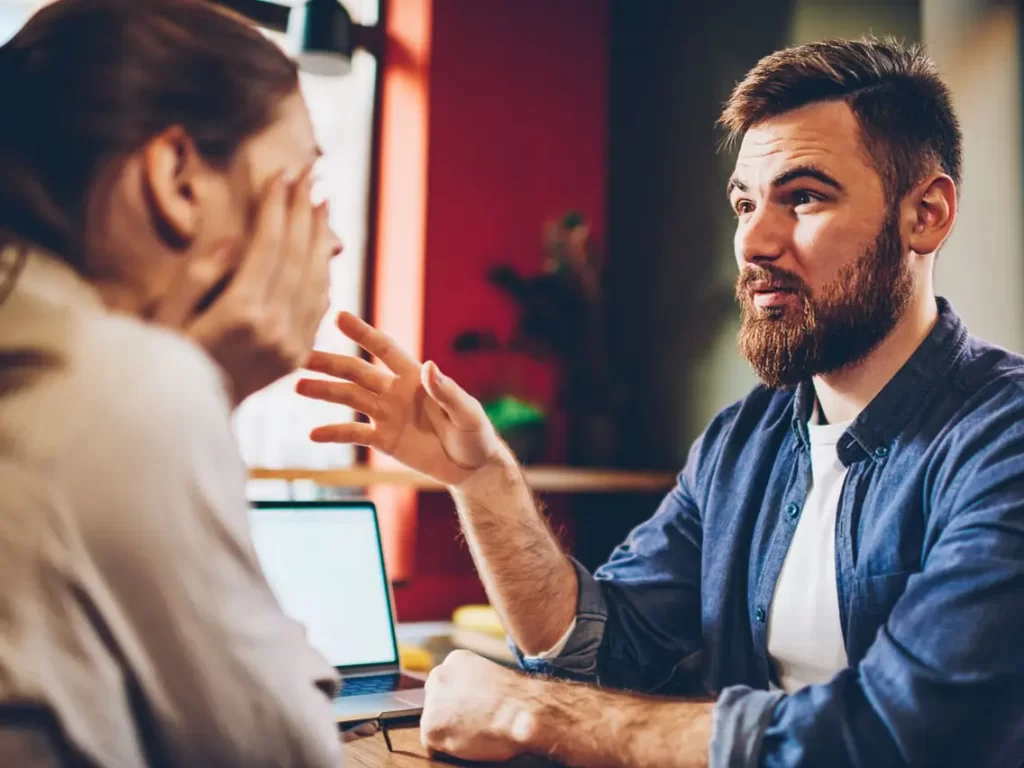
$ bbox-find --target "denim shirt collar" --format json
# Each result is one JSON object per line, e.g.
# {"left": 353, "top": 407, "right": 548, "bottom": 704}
{"left": 791, "top": 298, "right": 970, "bottom": 466}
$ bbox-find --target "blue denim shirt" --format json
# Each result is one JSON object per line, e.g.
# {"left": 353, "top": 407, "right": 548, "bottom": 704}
{"left": 515, "top": 299, "right": 1024, "bottom": 767}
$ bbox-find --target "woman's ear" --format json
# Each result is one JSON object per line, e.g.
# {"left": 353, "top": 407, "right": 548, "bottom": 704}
{"left": 141, "top": 126, "right": 202, "bottom": 249}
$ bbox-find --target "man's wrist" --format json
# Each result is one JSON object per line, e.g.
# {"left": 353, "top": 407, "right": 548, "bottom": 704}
{"left": 497, "top": 675, "right": 549, "bottom": 754}
{"left": 499, "top": 676, "right": 618, "bottom": 765}
{"left": 451, "top": 446, "right": 523, "bottom": 500}
{"left": 499, "top": 679, "right": 715, "bottom": 768}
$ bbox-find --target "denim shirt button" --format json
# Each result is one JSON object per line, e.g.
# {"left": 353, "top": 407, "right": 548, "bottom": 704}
{"left": 785, "top": 502, "right": 799, "bottom": 519}
{"left": 755, "top": 607, "right": 766, "bottom": 623}
{"left": 874, "top": 446, "right": 890, "bottom": 459}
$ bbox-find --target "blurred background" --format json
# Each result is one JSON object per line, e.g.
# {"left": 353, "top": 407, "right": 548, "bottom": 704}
{"left": 2, "top": 0, "right": 1020, "bottom": 630}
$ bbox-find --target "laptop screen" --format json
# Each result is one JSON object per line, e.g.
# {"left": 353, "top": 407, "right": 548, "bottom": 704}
{"left": 249, "top": 502, "right": 399, "bottom": 669}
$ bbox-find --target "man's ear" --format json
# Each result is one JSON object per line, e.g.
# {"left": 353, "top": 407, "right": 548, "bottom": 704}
{"left": 904, "top": 173, "right": 957, "bottom": 256}
{"left": 141, "top": 126, "right": 203, "bottom": 250}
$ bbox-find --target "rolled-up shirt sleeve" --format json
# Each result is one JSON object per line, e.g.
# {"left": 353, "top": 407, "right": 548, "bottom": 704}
{"left": 512, "top": 557, "right": 609, "bottom": 680}
{"left": 511, "top": 465, "right": 705, "bottom": 693}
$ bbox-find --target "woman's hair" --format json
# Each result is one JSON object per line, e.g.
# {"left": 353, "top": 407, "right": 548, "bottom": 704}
{"left": 0, "top": 0, "right": 300, "bottom": 266}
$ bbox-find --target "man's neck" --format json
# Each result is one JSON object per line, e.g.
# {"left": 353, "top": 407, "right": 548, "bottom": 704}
{"left": 813, "top": 291, "right": 939, "bottom": 425}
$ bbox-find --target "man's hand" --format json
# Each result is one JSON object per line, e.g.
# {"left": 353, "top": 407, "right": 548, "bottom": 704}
{"left": 296, "top": 312, "right": 509, "bottom": 487}
{"left": 420, "top": 650, "right": 536, "bottom": 763}
{"left": 421, "top": 650, "right": 714, "bottom": 768}
{"left": 299, "top": 314, "right": 578, "bottom": 656}
{"left": 152, "top": 170, "right": 338, "bottom": 405}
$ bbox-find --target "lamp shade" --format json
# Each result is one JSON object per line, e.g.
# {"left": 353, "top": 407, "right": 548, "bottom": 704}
{"left": 286, "top": 0, "right": 353, "bottom": 76}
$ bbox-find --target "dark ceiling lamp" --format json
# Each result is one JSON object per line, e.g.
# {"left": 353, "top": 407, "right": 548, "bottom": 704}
{"left": 212, "top": 0, "right": 381, "bottom": 76}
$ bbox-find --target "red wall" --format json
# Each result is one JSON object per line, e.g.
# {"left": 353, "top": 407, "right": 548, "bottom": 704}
{"left": 392, "top": 0, "right": 609, "bottom": 621}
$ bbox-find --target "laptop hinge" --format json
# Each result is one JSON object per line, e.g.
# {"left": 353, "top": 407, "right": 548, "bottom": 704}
{"left": 337, "top": 663, "right": 401, "bottom": 677}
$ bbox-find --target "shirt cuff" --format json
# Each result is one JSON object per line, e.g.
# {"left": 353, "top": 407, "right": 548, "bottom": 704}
{"left": 510, "top": 557, "right": 608, "bottom": 680}
{"left": 710, "top": 685, "right": 785, "bottom": 768}
{"left": 523, "top": 617, "right": 577, "bottom": 660}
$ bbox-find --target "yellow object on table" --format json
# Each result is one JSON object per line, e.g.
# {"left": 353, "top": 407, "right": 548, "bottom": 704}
{"left": 451, "top": 604, "right": 505, "bottom": 637}
{"left": 450, "top": 605, "right": 514, "bottom": 663}
{"left": 398, "top": 642, "right": 434, "bottom": 672}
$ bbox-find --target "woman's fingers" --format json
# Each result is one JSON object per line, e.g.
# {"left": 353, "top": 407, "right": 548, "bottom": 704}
{"left": 270, "top": 167, "right": 314, "bottom": 306}
{"left": 151, "top": 243, "right": 233, "bottom": 327}
{"left": 231, "top": 171, "right": 288, "bottom": 299}
{"left": 300, "top": 200, "right": 333, "bottom": 335}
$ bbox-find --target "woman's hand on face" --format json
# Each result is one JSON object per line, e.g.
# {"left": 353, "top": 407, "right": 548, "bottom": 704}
{"left": 152, "top": 170, "right": 339, "bottom": 405}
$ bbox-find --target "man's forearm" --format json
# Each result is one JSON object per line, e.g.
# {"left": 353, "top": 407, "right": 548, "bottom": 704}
{"left": 450, "top": 452, "right": 577, "bottom": 655}
{"left": 511, "top": 676, "right": 712, "bottom": 768}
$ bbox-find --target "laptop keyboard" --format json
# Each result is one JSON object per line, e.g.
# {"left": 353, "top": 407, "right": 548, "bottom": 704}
{"left": 337, "top": 673, "right": 421, "bottom": 698}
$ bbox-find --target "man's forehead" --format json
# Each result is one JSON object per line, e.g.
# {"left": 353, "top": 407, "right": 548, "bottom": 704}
{"left": 732, "top": 101, "right": 873, "bottom": 182}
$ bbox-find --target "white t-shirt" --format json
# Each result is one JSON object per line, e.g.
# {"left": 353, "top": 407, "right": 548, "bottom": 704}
{"left": 766, "top": 414, "right": 851, "bottom": 692}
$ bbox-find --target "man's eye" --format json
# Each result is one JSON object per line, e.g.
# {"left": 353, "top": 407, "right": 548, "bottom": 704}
{"left": 734, "top": 200, "right": 755, "bottom": 216}
{"left": 792, "top": 190, "right": 820, "bottom": 207}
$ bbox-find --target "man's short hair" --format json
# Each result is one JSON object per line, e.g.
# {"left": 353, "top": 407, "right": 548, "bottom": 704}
{"left": 719, "top": 37, "right": 963, "bottom": 204}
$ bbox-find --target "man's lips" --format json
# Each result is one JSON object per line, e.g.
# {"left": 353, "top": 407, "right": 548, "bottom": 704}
{"left": 747, "top": 281, "right": 799, "bottom": 309}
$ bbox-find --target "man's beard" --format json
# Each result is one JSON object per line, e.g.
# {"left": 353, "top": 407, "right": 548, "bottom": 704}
{"left": 736, "top": 212, "right": 914, "bottom": 389}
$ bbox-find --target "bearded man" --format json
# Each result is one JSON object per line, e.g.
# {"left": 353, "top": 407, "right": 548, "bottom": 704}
{"left": 301, "top": 38, "right": 1024, "bottom": 767}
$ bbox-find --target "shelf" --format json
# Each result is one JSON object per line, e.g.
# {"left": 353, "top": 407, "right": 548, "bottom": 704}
{"left": 247, "top": 465, "right": 676, "bottom": 493}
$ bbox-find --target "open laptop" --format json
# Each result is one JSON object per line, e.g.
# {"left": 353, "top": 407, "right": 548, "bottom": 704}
{"left": 250, "top": 500, "right": 426, "bottom": 724}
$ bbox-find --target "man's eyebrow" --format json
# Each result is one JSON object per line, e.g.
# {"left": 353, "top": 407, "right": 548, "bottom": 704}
{"left": 727, "top": 165, "right": 845, "bottom": 199}
{"left": 772, "top": 164, "right": 844, "bottom": 192}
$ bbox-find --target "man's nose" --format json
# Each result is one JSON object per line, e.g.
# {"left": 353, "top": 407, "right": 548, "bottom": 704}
{"left": 736, "top": 206, "right": 786, "bottom": 266}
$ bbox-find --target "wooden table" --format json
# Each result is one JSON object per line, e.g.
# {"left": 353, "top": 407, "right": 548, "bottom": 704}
{"left": 345, "top": 722, "right": 556, "bottom": 767}
{"left": 250, "top": 465, "right": 676, "bottom": 494}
